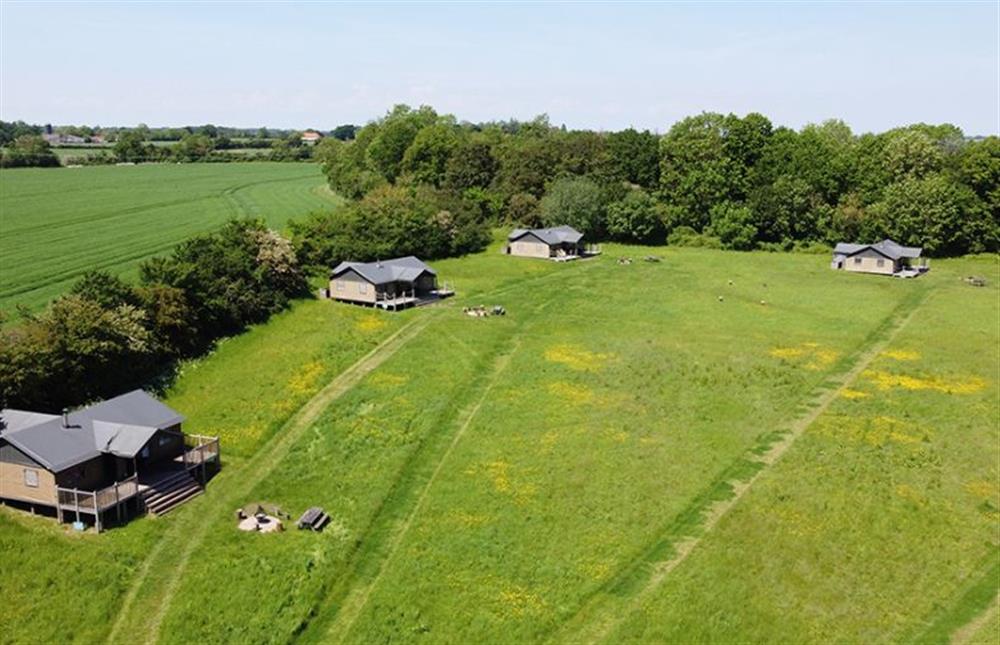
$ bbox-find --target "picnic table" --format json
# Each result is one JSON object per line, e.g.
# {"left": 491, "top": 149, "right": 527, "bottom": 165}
{"left": 297, "top": 506, "right": 330, "bottom": 531}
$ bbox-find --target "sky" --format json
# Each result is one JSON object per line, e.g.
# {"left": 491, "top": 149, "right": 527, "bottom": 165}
{"left": 1, "top": 1, "right": 997, "bottom": 135}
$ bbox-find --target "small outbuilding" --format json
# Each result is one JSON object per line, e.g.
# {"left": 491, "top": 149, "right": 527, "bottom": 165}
{"left": 328, "top": 256, "right": 452, "bottom": 310}
{"left": 505, "top": 226, "right": 585, "bottom": 260}
{"left": 831, "top": 239, "right": 928, "bottom": 277}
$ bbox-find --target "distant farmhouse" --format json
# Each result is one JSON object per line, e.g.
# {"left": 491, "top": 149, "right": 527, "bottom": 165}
{"left": 0, "top": 390, "right": 219, "bottom": 531}
{"left": 42, "top": 133, "right": 87, "bottom": 145}
{"left": 301, "top": 130, "right": 324, "bottom": 145}
{"left": 831, "top": 239, "right": 927, "bottom": 277}
{"left": 329, "top": 256, "right": 452, "bottom": 310}
{"left": 505, "top": 226, "right": 587, "bottom": 260}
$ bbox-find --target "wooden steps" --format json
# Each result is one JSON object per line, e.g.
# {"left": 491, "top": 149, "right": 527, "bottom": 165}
{"left": 141, "top": 470, "right": 202, "bottom": 516}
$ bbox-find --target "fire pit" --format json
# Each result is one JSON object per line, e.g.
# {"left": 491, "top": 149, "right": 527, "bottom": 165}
{"left": 236, "top": 504, "right": 286, "bottom": 533}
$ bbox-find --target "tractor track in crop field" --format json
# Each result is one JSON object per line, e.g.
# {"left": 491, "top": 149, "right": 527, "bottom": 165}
{"left": 546, "top": 286, "right": 931, "bottom": 645}
{"left": 291, "top": 264, "right": 604, "bottom": 643}
{"left": 105, "top": 314, "right": 434, "bottom": 645}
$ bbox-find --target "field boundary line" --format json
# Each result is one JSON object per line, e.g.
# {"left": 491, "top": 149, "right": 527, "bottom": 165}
{"left": 550, "top": 287, "right": 931, "bottom": 645}
{"left": 105, "top": 314, "right": 434, "bottom": 645}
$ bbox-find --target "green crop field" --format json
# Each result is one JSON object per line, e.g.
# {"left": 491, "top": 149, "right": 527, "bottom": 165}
{"left": 0, "top": 163, "right": 340, "bottom": 314}
{"left": 0, "top": 244, "right": 996, "bottom": 644}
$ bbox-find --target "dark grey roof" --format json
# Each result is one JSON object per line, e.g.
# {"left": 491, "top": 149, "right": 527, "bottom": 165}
{"left": 833, "top": 239, "right": 922, "bottom": 260}
{"left": 508, "top": 226, "right": 584, "bottom": 246}
{"left": 0, "top": 390, "right": 184, "bottom": 472}
{"left": 330, "top": 256, "right": 436, "bottom": 285}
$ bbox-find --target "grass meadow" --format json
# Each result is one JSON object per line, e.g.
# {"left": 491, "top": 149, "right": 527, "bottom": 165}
{"left": 0, "top": 244, "right": 996, "bottom": 644}
{"left": 0, "top": 163, "right": 339, "bottom": 314}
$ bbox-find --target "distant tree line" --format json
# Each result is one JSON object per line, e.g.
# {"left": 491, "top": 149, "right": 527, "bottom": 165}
{"left": 0, "top": 220, "right": 307, "bottom": 411}
{"left": 0, "top": 120, "right": 361, "bottom": 167}
{"left": 306, "top": 105, "right": 998, "bottom": 257}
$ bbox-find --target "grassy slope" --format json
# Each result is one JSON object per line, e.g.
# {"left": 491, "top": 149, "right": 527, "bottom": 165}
{"left": 0, "top": 163, "right": 339, "bottom": 313}
{"left": 0, "top": 247, "right": 995, "bottom": 645}
{"left": 604, "top": 255, "right": 1000, "bottom": 644}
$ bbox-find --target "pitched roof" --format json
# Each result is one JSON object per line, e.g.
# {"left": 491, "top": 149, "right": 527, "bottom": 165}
{"left": 833, "top": 239, "right": 922, "bottom": 261}
{"left": 330, "top": 256, "right": 436, "bottom": 285}
{"left": 0, "top": 390, "right": 184, "bottom": 472}
{"left": 508, "top": 225, "right": 584, "bottom": 246}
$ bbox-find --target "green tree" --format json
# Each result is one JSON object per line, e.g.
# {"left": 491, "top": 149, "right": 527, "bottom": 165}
{"left": 445, "top": 139, "right": 498, "bottom": 190}
{"left": 606, "top": 189, "right": 666, "bottom": 243}
{"left": 882, "top": 129, "right": 945, "bottom": 180}
{"left": 539, "top": 176, "right": 605, "bottom": 236}
{"left": 607, "top": 128, "right": 660, "bottom": 188}
{"left": 174, "top": 134, "right": 215, "bottom": 161}
{"left": 366, "top": 105, "right": 440, "bottom": 182}
{"left": 870, "top": 174, "right": 996, "bottom": 255}
{"left": 113, "top": 130, "right": 151, "bottom": 162}
{"left": 401, "top": 123, "right": 460, "bottom": 187}
{"left": 659, "top": 113, "right": 737, "bottom": 230}
{"left": 707, "top": 202, "right": 758, "bottom": 250}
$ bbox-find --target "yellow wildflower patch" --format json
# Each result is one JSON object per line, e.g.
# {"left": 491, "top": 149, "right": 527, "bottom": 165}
{"left": 840, "top": 388, "right": 870, "bottom": 399}
{"left": 770, "top": 343, "right": 839, "bottom": 370}
{"left": 369, "top": 372, "right": 409, "bottom": 388}
{"left": 805, "top": 349, "right": 840, "bottom": 371}
{"left": 544, "top": 344, "right": 613, "bottom": 371}
{"left": 497, "top": 585, "right": 546, "bottom": 618}
{"left": 547, "top": 381, "right": 595, "bottom": 404}
{"left": 895, "top": 484, "right": 928, "bottom": 507}
{"left": 580, "top": 560, "right": 613, "bottom": 582}
{"left": 288, "top": 361, "right": 324, "bottom": 395}
{"left": 964, "top": 480, "right": 998, "bottom": 501}
{"left": 864, "top": 370, "right": 987, "bottom": 394}
{"left": 769, "top": 347, "right": 805, "bottom": 359}
{"left": 355, "top": 315, "right": 387, "bottom": 333}
{"left": 814, "top": 415, "right": 926, "bottom": 448}
{"left": 763, "top": 506, "right": 820, "bottom": 537}
{"left": 881, "top": 349, "right": 921, "bottom": 361}
{"left": 480, "top": 460, "right": 536, "bottom": 505}
{"left": 446, "top": 511, "right": 493, "bottom": 528}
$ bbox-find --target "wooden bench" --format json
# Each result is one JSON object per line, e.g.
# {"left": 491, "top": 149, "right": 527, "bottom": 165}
{"left": 296, "top": 506, "right": 330, "bottom": 531}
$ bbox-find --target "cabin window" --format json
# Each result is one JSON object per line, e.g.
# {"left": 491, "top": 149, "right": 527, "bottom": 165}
{"left": 141, "top": 447, "right": 150, "bottom": 458}
{"left": 335, "top": 281, "right": 345, "bottom": 292}
{"left": 358, "top": 283, "right": 368, "bottom": 294}
{"left": 876, "top": 259, "right": 885, "bottom": 267}
{"left": 23, "top": 468, "right": 38, "bottom": 488}
{"left": 158, "top": 436, "right": 171, "bottom": 447}
{"left": 853, "top": 257, "right": 862, "bottom": 265}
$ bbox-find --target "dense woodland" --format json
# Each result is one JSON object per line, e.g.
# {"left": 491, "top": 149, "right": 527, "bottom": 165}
{"left": 297, "top": 105, "right": 998, "bottom": 262}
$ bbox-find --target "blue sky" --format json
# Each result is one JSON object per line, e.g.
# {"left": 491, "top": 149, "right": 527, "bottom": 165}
{"left": 1, "top": 1, "right": 997, "bottom": 134}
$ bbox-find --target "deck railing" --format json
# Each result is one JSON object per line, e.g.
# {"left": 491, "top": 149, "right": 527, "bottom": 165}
{"left": 181, "top": 434, "right": 220, "bottom": 470}
{"left": 56, "top": 473, "right": 139, "bottom": 513}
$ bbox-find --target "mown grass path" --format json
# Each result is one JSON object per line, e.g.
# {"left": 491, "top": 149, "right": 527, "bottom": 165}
{"left": 291, "top": 263, "right": 602, "bottom": 643}
{"left": 105, "top": 315, "right": 434, "bottom": 645}
{"left": 951, "top": 592, "right": 1000, "bottom": 645}
{"left": 547, "top": 286, "right": 932, "bottom": 645}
